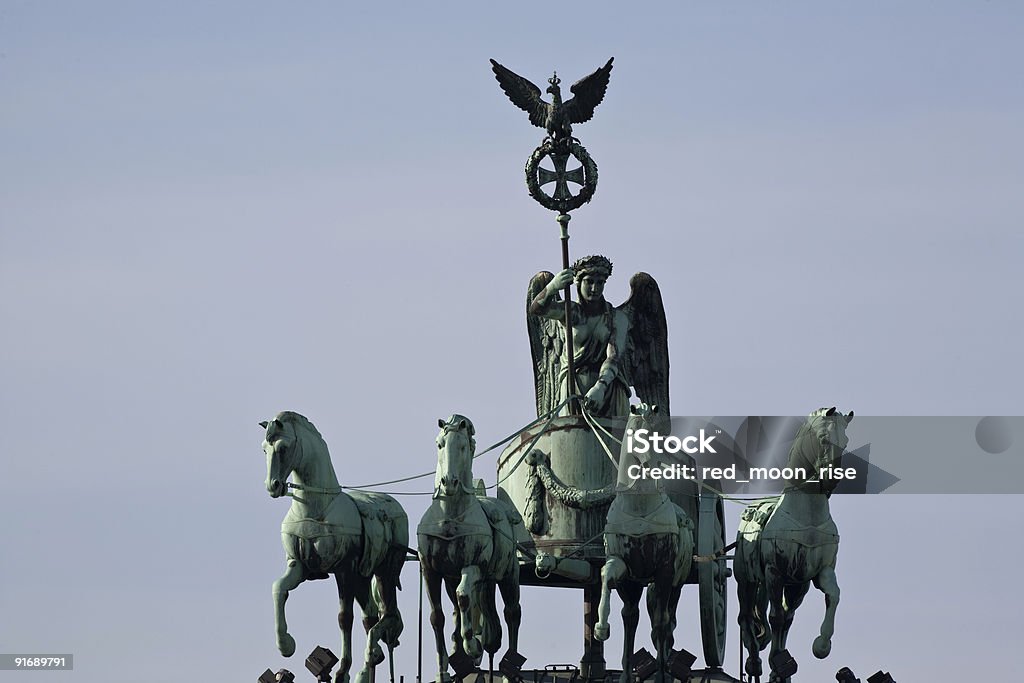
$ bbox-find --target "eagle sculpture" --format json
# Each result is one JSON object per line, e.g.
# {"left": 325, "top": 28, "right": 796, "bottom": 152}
{"left": 490, "top": 58, "right": 614, "bottom": 143}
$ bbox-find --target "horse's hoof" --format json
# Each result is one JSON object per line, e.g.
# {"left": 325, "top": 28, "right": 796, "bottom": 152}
{"left": 277, "top": 633, "right": 296, "bottom": 658}
{"left": 744, "top": 656, "right": 762, "bottom": 678}
{"left": 465, "top": 637, "right": 482, "bottom": 659}
{"left": 367, "top": 644, "right": 385, "bottom": 666}
{"left": 594, "top": 623, "right": 610, "bottom": 642}
{"left": 769, "top": 649, "right": 797, "bottom": 680}
{"left": 354, "top": 669, "right": 371, "bottom": 683}
{"left": 334, "top": 672, "right": 350, "bottom": 683}
{"left": 812, "top": 635, "right": 832, "bottom": 658}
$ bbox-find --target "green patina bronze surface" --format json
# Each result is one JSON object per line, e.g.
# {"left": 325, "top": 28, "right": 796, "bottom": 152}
{"left": 418, "top": 415, "right": 524, "bottom": 683}
{"left": 527, "top": 259, "right": 670, "bottom": 419}
{"left": 595, "top": 403, "right": 694, "bottom": 683}
{"left": 262, "top": 412, "right": 409, "bottom": 683}
{"left": 734, "top": 407, "right": 853, "bottom": 683}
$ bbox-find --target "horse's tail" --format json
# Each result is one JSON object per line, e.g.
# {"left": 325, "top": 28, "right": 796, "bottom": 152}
{"left": 734, "top": 530, "right": 771, "bottom": 653}
{"left": 752, "top": 587, "right": 770, "bottom": 650}
{"left": 371, "top": 574, "right": 404, "bottom": 648}
{"left": 477, "top": 582, "right": 503, "bottom": 655}
{"left": 385, "top": 519, "right": 408, "bottom": 593}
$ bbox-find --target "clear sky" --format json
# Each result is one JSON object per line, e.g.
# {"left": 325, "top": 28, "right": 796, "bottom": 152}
{"left": 2, "top": 2, "right": 1022, "bottom": 681}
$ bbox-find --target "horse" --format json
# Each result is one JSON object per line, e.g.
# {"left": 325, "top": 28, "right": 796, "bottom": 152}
{"left": 734, "top": 406, "right": 853, "bottom": 683}
{"left": 261, "top": 411, "right": 409, "bottom": 683}
{"left": 594, "top": 403, "right": 694, "bottom": 683}
{"left": 417, "top": 415, "right": 523, "bottom": 682}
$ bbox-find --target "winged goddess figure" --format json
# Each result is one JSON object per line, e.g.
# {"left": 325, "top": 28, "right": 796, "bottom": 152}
{"left": 527, "top": 256, "right": 669, "bottom": 419}
{"left": 490, "top": 58, "right": 614, "bottom": 144}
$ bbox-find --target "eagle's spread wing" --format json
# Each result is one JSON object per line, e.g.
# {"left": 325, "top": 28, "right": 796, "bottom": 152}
{"left": 527, "top": 271, "right": 564, "bottom": 418}
{"left": 491, "top": 59, "right": 548, "bottom": 129}
{"left": 617, "top": 271, "right": 669, "bottom": 417}
{"left": 564, "top": 57, "right": 614, "bottom": 125}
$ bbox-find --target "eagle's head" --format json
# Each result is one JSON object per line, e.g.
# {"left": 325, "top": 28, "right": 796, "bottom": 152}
{"left": 546, "top": 73, "right": 562, "bottom": 98}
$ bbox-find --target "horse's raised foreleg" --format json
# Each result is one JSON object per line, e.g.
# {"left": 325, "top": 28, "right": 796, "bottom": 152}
{"left": 333, "top": 574, "right": 357, "bottom": 683}
{"left": 594, "top": 554, "right": 626, "bottom": 642}
{"left": 272, "top": 559, "right": 305, "bottom": 657}
{"left": 617, "top": 581, "right": 643, "bottom": 683}
{"left": 457, "top": 565, "right": 483, "bottom": 659}
{"left": 425, "top": 568, "right": 452, "bottom": 683}
{"left": 812, "top": 565, "right": 840, "bottom": 659}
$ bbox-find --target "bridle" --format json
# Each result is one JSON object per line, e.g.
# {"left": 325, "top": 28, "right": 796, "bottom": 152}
{"left": 268, "top": 428, "right": 344, "bottom": 497}
{"left": 433, "top": 423, "right": 477, "bottom": 500}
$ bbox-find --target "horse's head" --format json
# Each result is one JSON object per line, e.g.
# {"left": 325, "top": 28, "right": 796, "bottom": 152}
{"left": 260, "top": 412, "right": 309, "bottom": 498}
{"left": 789, "top": 406, "right": 854, "bottom": 493}
{"left": 434, "top": 414, "right": 476, "bottom": 498}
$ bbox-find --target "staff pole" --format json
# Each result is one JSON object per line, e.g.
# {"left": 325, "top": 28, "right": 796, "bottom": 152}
{"left": 557, "top": 212, "right": 578, "bottom": 415}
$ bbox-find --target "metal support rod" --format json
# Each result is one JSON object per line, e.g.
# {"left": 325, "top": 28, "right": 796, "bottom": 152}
{"left": 417, "top": 564, "right": 424, "bottom": 683}
{"left": 557, "top": 212, "right": 578, "bottom": 415}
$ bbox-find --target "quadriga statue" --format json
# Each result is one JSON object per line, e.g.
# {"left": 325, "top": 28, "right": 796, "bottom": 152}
{"left": 261, "top": 411, "right": 409, "bottom": 683}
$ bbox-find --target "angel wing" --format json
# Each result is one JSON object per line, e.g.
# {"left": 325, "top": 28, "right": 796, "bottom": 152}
{"left": 617, "top": 272, "right": 670, "bottom": 416}
{"left": 563, "top": 57, "right": 614, "bottom": 125}
{"left": 527, "top": 271, "right": 564, "bottom": 418}
{"left": 490, "top": 59, "right": 548, "bottom": 129}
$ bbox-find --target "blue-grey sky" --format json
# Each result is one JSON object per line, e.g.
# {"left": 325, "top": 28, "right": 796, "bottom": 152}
{"left": 2, "top": 2, "right": 1022, "bottom": 681}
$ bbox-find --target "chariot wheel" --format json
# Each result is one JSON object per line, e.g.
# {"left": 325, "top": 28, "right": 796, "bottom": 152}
{"left": 697, "top": 488, "right": 729, "bottom": 668}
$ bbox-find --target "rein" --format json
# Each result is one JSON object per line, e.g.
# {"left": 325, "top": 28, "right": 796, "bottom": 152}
{"left": 287, "top": 481, "right": 344, "bottom": 496}
{"left": 430, "top": 482, "right": 481, "bottom": 500}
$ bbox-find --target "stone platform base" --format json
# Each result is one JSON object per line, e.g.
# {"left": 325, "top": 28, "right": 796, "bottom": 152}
{"left": 433, "top": 667, "right": 741, "bottom": 683}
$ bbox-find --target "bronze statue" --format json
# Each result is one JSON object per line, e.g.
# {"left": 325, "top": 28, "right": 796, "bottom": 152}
{"left": 594, "top": 403, "right": 694, "bottom": 683}
{"left": 527, "top": 256, "right": 669, "bottom": 417}
{"left": 490, "top": 58, "right": 613, "bottom": 144}
{"left": 734, "top": 407, "right": 853, "bottom": 683}
{"left": 418, "top": 415, "right": 523, "bottom": 683}
{"left": 261, "top": 412, "right": 409, "bottom": 683}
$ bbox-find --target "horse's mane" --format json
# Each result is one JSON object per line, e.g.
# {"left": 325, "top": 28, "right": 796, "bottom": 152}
{"left": 275, "top": 411, "right": 327, "bottom": 448}
{"left": 796, "top": 408, "right": 836, "bottom": 437}
{"left": 440, "top": 414, "right": 476, "bottom": 448}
